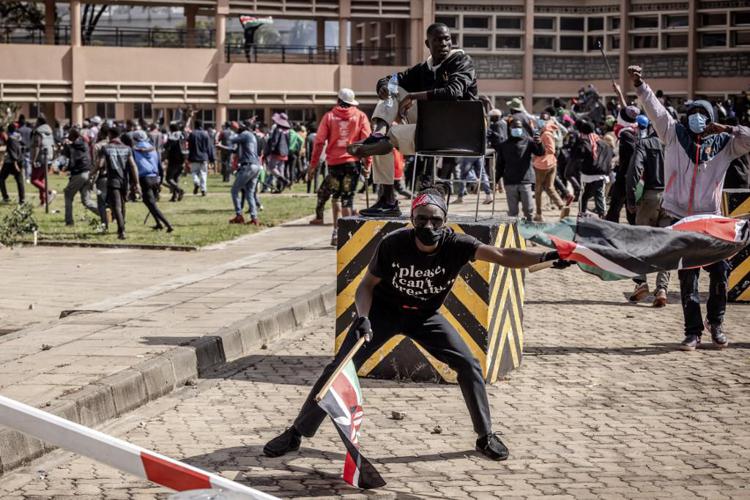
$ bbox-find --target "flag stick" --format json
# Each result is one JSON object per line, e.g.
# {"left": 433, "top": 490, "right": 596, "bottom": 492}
{"left": 315, "top": 336, "right": 366, "bottom": 402}
{"left": 597, "top": 41, "right": 617, "bottom": 84}
{"left": 528, "top": 260, "right": 555, "bottom": 273}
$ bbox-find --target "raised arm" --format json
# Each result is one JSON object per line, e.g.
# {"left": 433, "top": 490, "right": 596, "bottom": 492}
{"left": 629, "top": 66, "right": 676, "bottom": 146}
{"left": 475, "top": 245, "right": 559, "bottom": 269}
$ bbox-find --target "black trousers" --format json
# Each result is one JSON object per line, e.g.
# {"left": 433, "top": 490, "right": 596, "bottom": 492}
{"left": 107, "top": 186, "right": 127, "bottom": 236}
{"left": 580, "top": 179, "right": 606, "bottom": 217}
{"left": 293, "top": 299, "right": 492, "bottom": 438}
{"left": 166, "top": 162, "right": 184, "bottom": 197}
{"left": 0, "top": 162, "right": 25, "bottom": 203}
{"left": 140, "top": 176, "right": 171, "bottom": 229}
{"left": 605, "top": 180, "right": 636, "bottom": 225}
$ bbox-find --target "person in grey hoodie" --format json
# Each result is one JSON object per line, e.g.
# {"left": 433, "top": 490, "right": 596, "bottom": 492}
{"left": 629, "top": 64, "right": 750, "bottom": 351}
{"left": 133, "top": 130, "right": 172, "bottom": 232}
{"left": 30, "top": 114, "right": 57, "bottom": 206}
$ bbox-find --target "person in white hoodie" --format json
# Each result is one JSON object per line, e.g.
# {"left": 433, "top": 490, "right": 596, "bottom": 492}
{"left": 629, "top": 64, "right": 750, "bottom": 351}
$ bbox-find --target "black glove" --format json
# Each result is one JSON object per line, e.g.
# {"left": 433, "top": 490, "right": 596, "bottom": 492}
{"left": 540, "top": 250, "right": 573, "bottom": 270}
{"left": 351, "top": 316, "right": 372, "bottom": 343}
{"left": 552, "top": 259, "right": 573, "bottom": 269}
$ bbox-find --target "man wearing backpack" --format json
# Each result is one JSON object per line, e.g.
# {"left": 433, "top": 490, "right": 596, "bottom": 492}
{"left": 263, "top": 113, "right": 292, "bottom": 192}
{"left": 568, "top": 120, "right": 613, "bottom": 218}
{"left": 165, "top": 123, "right": 186, "bottom": 202}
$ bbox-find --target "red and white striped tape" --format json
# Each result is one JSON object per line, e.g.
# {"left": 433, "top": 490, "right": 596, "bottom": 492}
{"left": 0, "top": 395, "right": 277, "bottom": 499}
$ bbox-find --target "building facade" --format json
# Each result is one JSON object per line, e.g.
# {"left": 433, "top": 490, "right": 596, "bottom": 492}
{"left": 1, "top": 0, "right": 748, "bottom": 126}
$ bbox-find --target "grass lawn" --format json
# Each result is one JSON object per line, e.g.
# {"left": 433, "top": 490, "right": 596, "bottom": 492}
{"left": 0, "top": 173, "right": 317, "bottom": 248}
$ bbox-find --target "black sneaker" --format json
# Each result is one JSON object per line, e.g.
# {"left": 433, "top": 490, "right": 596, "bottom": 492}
{"left": 193, "top": 185, "right": 199, "bottom": 195}
{"left": 706, "top": 322, "right": 729, "bottom": 349}
{"left": 360, "top": 202, "right": 401, "bottom": 218}
{"left": 263, "top": 427, "right": 302, "bottom": 458}
{"left": 347, "top": 135, "right": 393, "bottom": 157}
{"left": 476, "top": 432, "right": 509, "bottom": 461}
{"left": 679, "top": 334, "right": 701, "bottom": 351}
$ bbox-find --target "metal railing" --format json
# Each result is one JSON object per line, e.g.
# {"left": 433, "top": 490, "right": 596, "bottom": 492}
{"left": 0, "top": 25, "right": 214, "bottom": 48}
{"left": 0, "top": 25, "right": 70, "bottom": 45}
{"left": 347, "top": 46, "right": 410, "bottom": 66}
{"left": 225, "top": 43, "right": 340, "bottom": 64}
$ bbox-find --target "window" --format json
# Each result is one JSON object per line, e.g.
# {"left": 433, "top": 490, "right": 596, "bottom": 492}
{"left": 64, "top": 102, "right": 71, "bottom": 122}
{"left": 588, "top": 17, "right": 604, "bottom": 31}
{"left": 463, "top": 16, "right": 489, "bottom": 29}
{"left": 663, "top": 33, "right": 688, "bottom": 48}
{"left": 195, "top": 109, "right": 215, "bottom": 128}
{"left": 495, "top": 35, "right": 521, "bottom": 49}
{"left": 609, "top": 17, "right": 620, "bottom": 30}
{"left": 701, "top": 32, "right": 727, "bottom": 47}
{"left": 450, "top": 33, "right": 458, "bottom": 46}
{"left": 587, "top": 35, "right": 604, "bottom": 51}
{"left": 534, "top": 35, "right": 555, "bottom": 50}
{"left": 701, "top": 13, "right": 726, "bottom": 27}
{"left": 96, "top": 102, "right": 115, "bottom": 119}
{"left": 133, "top": 102, "right": 152, "bottom": 120}
{"left": 733, "top": 12, "right": 750, "bottom": 26}
{"left": 29, "top": 102, "right": 40, "bottom": 119}
{"left": 560, "top": 17, "right": 584, "bottom": 31}
{"left": 663, "top": 15, "right": 688, "bottom": 28}
{"left": 734, "top": 31, "right": 750, "bottom": 47}
{"left": 435, "top": 15, "right": 457, "bottom": 28}
{"left": 632, "top": 35, "right": 658, "bottom": 49}
{"left": 633, "top": 16, "right": 659, "bottom": 29}
{"left": 609, "top": 35, "right": 620, "bottom": 50}
{"left": 534, "top": 17, "right": 555, "bottom": 30}
{"left": 228, "top": 108, "right": 258, "bottom": 122}
{"left": 463, "top": 35, "right": 489, "bottom": 48}
{"left": 496, "top": 17, "right": 522, "bottom": 30}
{"left": 560, "top": 35, "right": 584, "bottom": 51}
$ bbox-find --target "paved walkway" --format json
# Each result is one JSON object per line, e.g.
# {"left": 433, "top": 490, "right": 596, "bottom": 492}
{"left": 1, "top": 193, "right": 749, "bottom": 498}
{"left": 0, "top": 218, "right": 336, "bottom": 409}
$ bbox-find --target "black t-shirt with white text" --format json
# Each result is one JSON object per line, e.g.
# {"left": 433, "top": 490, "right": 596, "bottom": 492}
{"left": 368, "top": 227, "right": 481, "bottom": 312}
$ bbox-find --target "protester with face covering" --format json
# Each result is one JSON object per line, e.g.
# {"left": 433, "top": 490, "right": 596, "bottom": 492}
{"left": 165, "top": 123, "right": 186, "bottom": 202}
{"left": 133, "top": 130, "right": 173, "bottom": 232}
{"left": 263, "top": 188, "right": 569, "bottom": 464}
{"left": 630, "top": 64, "right": 750, "bottom": 351}
{"left": 496, "top": 118, "right": 543, "bottom": 221}
{"left": 605, "top": 106, "right": 641, "bottom": 224}
{"left": 61, "top": 127, "right": 99, "bottom": 226}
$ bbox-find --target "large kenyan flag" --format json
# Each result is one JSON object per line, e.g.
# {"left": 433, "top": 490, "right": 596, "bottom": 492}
{"left": 521, "top": 215, "right": 750, "bottom": 280}
{"left": 317, "top": 360, "right": 386, "bottom": 489}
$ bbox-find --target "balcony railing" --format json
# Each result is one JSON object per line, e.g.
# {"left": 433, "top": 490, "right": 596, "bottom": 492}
{"left": 1, "top": 26, "right": 409, "bottom": 66}
{"left": 225, "top": 43, "right": 340, "bottom": 64}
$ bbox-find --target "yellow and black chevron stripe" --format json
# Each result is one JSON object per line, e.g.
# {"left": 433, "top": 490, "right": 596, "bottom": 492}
{"left": 722, "top": 189, "right": 750, "bottom": 218}
{"left": 722, "top": 190, "right": 750, "bottom": 302}
{"left": 335, "top": 217, "right": 525, "bottom": 384}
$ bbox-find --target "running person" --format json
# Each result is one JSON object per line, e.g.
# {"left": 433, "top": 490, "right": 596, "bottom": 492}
{"left": 264, "top": 189, "right": 566, "bottom": 461}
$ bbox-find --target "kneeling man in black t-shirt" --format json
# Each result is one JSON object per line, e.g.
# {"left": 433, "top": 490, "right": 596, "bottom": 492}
{"left": 264, "top": 189, "right": 563, "bottom": 461}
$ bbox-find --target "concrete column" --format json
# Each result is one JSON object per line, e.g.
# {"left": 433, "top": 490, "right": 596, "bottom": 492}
{"left": 70, "top": 0, "right": 81, "bottom": 47}
{"left": 619, "top": 0, "right": 629, "bottom": 97}
{"left": 45, "top": 0, "right": 55, "bottom": 45}
{"left": 215, "top": 12, "right": 226, "bottom": 50}
{"left": 686, "top": 0, "right": 697, "bottom": 97}
{"left": 73, "top": 103, "right": 84, "bottom": 126}
{"left": 186, "top": 6, "right": 197, "bottom": 48}
{"left": 216, "top": 104, "right": 227, "bottom": 126}
{"left": 523, "top": 0, "right": 534, "bottom": 106}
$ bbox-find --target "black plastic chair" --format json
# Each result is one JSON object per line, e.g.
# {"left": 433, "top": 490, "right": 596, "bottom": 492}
{"left": 411, "top": 100, "right": 496, "bottom": 220}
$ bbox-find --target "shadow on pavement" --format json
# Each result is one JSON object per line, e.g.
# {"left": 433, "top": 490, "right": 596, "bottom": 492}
{"left": 525, "top": 343, "right": 676, "bottom": 356}
{"left": 527, "top": 299, "right": 638, "bottom": 307}
{"left": 184, "top": 445, "right": 468, "bottom": 499}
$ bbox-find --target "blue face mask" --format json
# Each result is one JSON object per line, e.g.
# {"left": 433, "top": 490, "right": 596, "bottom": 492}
{"left": 688, "top": 113, "right": 707, "bottom": 134}
{"left": 537, "top": 118, "right": 546, "bottom": 128}
{"left": 510, "top": 128, "right": 524, "bottom": 138}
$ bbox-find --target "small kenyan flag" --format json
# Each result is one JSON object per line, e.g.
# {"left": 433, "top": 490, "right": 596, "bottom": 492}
{"left": 317, "top": 360, "right": 386, "bottom": 489}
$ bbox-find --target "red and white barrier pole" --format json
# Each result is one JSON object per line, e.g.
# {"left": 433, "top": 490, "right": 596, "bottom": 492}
{"left": 0, "top": 395, "right": 277, "bottom": 500}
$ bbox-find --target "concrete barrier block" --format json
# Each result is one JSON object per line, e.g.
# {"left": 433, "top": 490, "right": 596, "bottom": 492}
{"left": 192, "top": 337, "right": 225, "bottom": 375}
{"left": 0, "top": 429, "right": 45, "bottom": 474}
{"left": 61, "top": 384, "right": 116, "bottom": 428}
{"left": 273, "top": 307, "right": 297, "bottom": 335}
{"left": 258, "top": 316, "right": 279, "bottom": 341}
{"left": 165, "top": 347, "right": 198, "bottom": 386}
{"left": 98, "top": 370, "right": 147, "bottom": 415}
{"left": 217, "top": 329, "right": 244, "bottom": 362}
{"left": 291, "top": 300, "right": 311, "bottom": 327}
{"left": 136, "top": 357, "right": 176, "bottom": 401}
{"left": 237, "top": 320, "right": 261, "bottom": 353}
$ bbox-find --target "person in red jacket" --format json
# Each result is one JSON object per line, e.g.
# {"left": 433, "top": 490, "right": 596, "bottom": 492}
{"left": 308, "top": 88, "right": 372, "bottom": 246}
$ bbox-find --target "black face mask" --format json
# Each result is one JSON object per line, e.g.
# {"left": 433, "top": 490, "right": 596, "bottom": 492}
{"left": 414, "top": 226, "right": 443, "bottom": 246}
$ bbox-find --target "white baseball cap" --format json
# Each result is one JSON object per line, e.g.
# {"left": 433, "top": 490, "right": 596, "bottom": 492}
{"left": 337, "top": 88, "right": 359, "bottom": 106}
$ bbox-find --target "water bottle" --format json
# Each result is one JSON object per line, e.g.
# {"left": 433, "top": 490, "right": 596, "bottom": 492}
{"left": 386, "top": 73, "right": 399, "bottom": 108}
